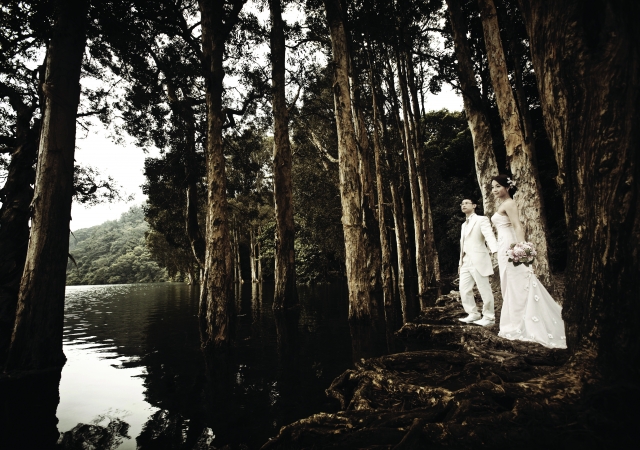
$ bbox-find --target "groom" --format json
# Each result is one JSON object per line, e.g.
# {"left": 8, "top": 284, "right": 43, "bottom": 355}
{"left": 458, "top": 199, "right": 498, "bottom": 327}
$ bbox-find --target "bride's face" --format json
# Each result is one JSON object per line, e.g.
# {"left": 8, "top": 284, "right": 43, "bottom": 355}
{"left": 491, "top": 181, "right": 508, "bottom": 198}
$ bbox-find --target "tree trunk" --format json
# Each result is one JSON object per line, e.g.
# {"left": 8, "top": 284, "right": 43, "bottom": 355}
{"left": 0, "top": 134, "right": 38, "bottom": 366}
{"left": 270, "top": 0, "right": 298, "bottom": 310}
{"left": 352, "top": 83, "right": 383, "bottom": 297}
{"left": 232, "top": 225, "right": 242, "bottom": 284}
{"left": 369, "top": 65, "right": 395, "bottom": 330}
{"left": 323, "top": 0, "right": 379, "bottom": 325}
{"left": 404, "top": 50, "right": 440, "bottom": 288}
{"left": 164, "top": 80, "right": 205, "bottom": 270}
{"left": 446, "top": 0, "right": 500, "bottom": 217}
{"left": 257, "top": 227, "right": 262, "bottom": 282}
{"left": 197, "top": 0, "right": 240, "bottom": 350}
{"left": 391, "top": 181, "right": 415, "bottom": 322}
{"left": 4, "top": 0, "right": 88, "bottom": 372}
{"left": 395, "top": 49, "right": 429, "bottom": 305}
{"left": 250, "top": 228, "right": 256, "bottom": 283}
{"left": 478, "top": 0, "right": 552, "bottom": 285}
{"left": 517, "top": 0, "right": 640, "bottom": 371}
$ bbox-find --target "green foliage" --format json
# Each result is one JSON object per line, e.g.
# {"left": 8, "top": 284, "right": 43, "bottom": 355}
{"left": 67, "top": 205, "right": 167, "bottom": 285}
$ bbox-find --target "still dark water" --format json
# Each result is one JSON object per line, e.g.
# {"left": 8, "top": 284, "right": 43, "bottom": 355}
{"left": 57, "top": 282, "right": 355, "bottom": 449}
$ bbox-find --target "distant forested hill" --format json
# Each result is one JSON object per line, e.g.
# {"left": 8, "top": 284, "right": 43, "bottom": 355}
{"left": 66, "top": 206, "right": 167, "bottom": 285}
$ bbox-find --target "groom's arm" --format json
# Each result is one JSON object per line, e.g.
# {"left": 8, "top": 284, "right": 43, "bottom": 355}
{"left": 479, "top": 216, "right": 498, "bottom": 253}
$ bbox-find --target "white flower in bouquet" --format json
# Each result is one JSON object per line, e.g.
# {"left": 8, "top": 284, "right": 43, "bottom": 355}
{"left": 507, "top": 242, "right": 536, "bottom": 267}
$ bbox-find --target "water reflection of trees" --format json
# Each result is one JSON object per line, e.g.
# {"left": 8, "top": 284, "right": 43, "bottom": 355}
{"left": 0, "top": 369, "right": 61, "bottom": 450}
{"left": 136, "top": 282, "right": 353, "bottom": 449}
{"left": 59, "top": 282, "right": 354, "bottom": 448}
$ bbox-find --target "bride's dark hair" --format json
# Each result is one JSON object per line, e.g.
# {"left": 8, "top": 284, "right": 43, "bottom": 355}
{"left": 492, "top": 174, "right": 517, "bottom": 194}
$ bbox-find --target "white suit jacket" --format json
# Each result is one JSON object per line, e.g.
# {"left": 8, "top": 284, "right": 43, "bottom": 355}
{"left": 459, "top": 214, "right": 498, "bottom": 277}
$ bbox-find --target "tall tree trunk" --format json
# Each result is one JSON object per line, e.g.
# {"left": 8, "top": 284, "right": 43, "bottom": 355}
{"left": 496, "top": 1, "right": 536, "bottom": 147}
{"left": 166, "top": 82, "right": 206, "bottom": 269}
{"left": 0, "top": 130, "right": 38, "bottom": 366}
{"left": 250, "top": 227, "right": 261, "bottom": 283}
{"left": 197, "top": 0, "right": 244, "bottom": 350}
{"left": 395, "top": 49, "right": 429, "bottom": 305}
{"left": 446, "top": 0, "right": 500, "bottom": 216}
{"left": 404, "top": 50, "right": 440, "bottom": 287}
{"left": 323, "top": 0, "right": 379, "bottom": 325}
{"left": 517, "top": 0, "right": 640, "bottom": 371}
{"left": 236, "top": 227, "right": 242, "bottom": 283}
{"left": 4, "top": 0, "right": 88, "bottom": 372}
{"left": 478, "top": 0, "right": 552, "bottom": 285}
{"left": 369, "top": 65, "right": 395, "bottom": 330}
{"left": 351, "top": 83, "right": 383, "bottom": 297}
{"left": 270, "top": 0, "right": 298, "bottom": 310}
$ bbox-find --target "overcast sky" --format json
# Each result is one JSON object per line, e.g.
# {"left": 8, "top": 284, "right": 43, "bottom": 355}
{"left": 70, "top": 85, "right": 463, "bottom": 232}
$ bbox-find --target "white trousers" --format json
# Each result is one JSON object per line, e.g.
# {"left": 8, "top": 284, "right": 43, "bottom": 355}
{"left": 459, "top": 254, "right": 495, "bottom": 320}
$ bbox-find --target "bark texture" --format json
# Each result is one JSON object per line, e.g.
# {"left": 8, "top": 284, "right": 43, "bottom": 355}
{"left": 0, "top": 129, "right": 39, "bottom": 365}
{"left": 369, "top": 67, "right": 396, "bottom": 331}
{"left": 4, "top": 0, "right": 88, "bottom": 371}
{"left": 270, "top": 0, "right": 298, "bottom": 310}
{"left": 478, "top": 0, "right": 552, "bottom": 285}
{"left": 352, "top": 85, "right": 383, "bottom": 297}
{"left": 323, "top": 0, "right": 379, "bottom": 324}
{"left": 446, "top": 0, "right": 500, "bottom": 216}
{"left": 394, "top": 53, "right": 429, "bottom": 302}
{"left": 197, "top": 0, "right": 245, "bottom": 350}
{"left": 517, "top": 0, "right": 640, "bottom": 370}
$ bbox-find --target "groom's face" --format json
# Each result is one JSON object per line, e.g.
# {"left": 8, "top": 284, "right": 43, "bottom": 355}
{"left": 460, "top": 199, "right": 475, "bottom": 214}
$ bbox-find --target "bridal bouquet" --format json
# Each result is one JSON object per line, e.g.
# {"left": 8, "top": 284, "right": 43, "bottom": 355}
{"left": 507, "top": 242, "right": 537, "bottom": 267}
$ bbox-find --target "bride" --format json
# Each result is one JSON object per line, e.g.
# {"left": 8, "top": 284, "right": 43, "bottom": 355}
{"left": 490, "top": 174, "right": 566, "bottom": 349}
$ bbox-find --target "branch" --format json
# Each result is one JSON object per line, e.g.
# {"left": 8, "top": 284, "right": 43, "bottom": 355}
{"left": 222, "top": 91, "right": 258, "bottom": 129}
{"left": 76, "top": 106, "right": 108, "bottom": 118}
{"left": 287, "top": 82, "right": 303, "bottom": 114}
{"left": 308, "top": 129, "right": 338, "bottom": 164}
{"left": 285, "top": 37, "right": 328, "bottom": 50}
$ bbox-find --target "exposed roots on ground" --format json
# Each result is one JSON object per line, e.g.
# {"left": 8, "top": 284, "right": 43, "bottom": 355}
{"left": 262, "top": 292, "right": 636, "bottom": 449}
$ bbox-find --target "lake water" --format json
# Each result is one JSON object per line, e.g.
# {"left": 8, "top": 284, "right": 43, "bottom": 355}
{"left": 53, "top": 282, "right": 356, "bottom": 449}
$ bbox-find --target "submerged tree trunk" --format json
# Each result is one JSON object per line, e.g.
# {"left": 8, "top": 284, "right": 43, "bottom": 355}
{"left": 446, "top": 0, "right": 499, "bottom": 216}
{"left": 197, "top": 0, "right": 244, "bottom": 350}
{"left": 478, "top": 0, "right": 552, "bottom": 285}
{"left": 323, "top": 0, "right": 379, "bottom": 326}
{"left": 4, "top": 0, "right": 88, "bottom": 372}
{"left": 270, "top": 0, "right": 298, "bottom": 310}
{"left": 518, "top": 0, "right": 640, "bottom": 370}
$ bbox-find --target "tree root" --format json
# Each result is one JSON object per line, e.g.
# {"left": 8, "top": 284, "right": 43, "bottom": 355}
{"left": 262, "top": 294, "right": 636, "bottom": 449}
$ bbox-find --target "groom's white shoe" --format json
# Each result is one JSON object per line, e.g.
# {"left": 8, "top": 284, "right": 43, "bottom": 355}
{"left": 473, "top": 317, "right": 495, "bottom": 327}
{"left": 459, "top": 314, "right": 481, "bottom": 323}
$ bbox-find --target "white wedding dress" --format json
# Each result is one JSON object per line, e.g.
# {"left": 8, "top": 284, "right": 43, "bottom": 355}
{"left": 491, "top": 213, "right": 567, "bottom": 349}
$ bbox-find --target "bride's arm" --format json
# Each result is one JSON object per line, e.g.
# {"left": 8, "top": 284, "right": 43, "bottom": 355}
{"left": 504, "top": 200, "right": 526, "bottom": 242}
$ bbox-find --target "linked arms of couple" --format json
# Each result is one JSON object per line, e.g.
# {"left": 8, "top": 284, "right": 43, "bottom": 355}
{"left": 479, "top": 217, "right": 500, "bottom": 269}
